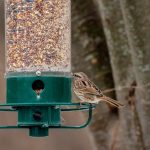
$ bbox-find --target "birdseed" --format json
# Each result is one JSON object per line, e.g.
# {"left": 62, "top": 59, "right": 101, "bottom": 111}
{"left": 6, "top": 0, "right": 71, "bottom": 73}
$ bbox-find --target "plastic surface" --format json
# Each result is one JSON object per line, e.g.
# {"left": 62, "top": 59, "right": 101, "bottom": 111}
{"left": 29, "top": 127, "right": 49, "bottom": 137}
{"left": 6, "top": 74, "right": 71, "bottom": 136}
{"left": 5, "top": 0, "right": 71, "bottom": 73}
{"left": 6, "top": 75, "right": 72, "bottom": 104}
{"left": 18, "top": 106, "right": 61, "bottom": 126}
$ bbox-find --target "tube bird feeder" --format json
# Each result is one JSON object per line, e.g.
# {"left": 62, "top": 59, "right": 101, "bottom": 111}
{"left": 0, "top": 0, "right": 95, "bottom": 137}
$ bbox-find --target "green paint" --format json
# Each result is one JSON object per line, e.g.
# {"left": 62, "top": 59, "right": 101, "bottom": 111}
{"left": 7, "top": 75, "right": 72, "bottom": 104}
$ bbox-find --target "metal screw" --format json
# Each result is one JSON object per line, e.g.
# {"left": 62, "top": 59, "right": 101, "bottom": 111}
{"left": 36, "top": 71, "right": 41, "bottom": 76}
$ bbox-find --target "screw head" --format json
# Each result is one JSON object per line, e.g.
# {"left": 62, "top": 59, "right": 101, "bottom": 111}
{"left": 33, "top": 111, "right": 42, "bottom": 121}
{"left": 36, "top": 71, "right": 41, "bottom": 76}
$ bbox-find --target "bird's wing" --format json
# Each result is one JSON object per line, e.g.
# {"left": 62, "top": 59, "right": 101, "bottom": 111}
{"left": 74, "top": 78, "right": 102, "bottom": 96}
{"left": 79, "top": 87, "right": 100, "bottom": 95}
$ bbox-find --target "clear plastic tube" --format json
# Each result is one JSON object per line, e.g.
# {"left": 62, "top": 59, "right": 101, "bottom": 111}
{"left": 5, "top": 0, "right": 71, "bottom": 74}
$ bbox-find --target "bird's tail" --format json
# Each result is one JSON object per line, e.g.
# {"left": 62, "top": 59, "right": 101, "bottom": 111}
{"left": 98, "top": 95, "right": 124, "bottom": 108}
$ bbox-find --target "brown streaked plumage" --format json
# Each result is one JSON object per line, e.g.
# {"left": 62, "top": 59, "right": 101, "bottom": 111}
{"left": 73, "top": 72, "right": 124, "bottom": 108}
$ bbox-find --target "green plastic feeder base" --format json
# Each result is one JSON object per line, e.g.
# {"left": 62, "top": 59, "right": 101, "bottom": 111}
{"left": 29, "top": 127, "right": 48, "bottom": 137}
{"left": 6, "top": 74, "right": 72, "bottom": 137}
{"left": 6, "top": 74, "right": 72, "bottom": 104}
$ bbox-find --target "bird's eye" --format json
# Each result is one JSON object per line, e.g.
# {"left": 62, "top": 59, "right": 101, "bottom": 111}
{"left": 82, "top": 81, "right": 86, "bottom": 86}
{"left": 74, "top": 74, "right": 81, "bottom": 78}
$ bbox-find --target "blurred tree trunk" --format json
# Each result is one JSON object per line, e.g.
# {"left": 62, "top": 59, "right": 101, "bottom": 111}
{"left": 72, "top": 0, "right": 121, "bottom": 150}
{"left": 94, "top": 0, "right": 150, "bottom": 149}
{"left": 120, "top": 2, "right": 150, "bottom": 149}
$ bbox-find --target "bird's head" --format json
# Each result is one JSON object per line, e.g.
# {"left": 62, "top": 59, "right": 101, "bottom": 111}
{"left": 72, "top": 72, "right": 87, "bottom": 80}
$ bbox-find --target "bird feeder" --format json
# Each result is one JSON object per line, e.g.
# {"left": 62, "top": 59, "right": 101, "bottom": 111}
{"left": 0, "top": 0, "right": 95, "bottom": 137}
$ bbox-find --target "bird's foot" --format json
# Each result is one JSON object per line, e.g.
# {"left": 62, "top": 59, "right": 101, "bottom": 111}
{"left": 77, "top": 101, "right": 85, "bottom": 109}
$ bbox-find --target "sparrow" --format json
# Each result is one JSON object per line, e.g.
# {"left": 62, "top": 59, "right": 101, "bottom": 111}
{"left": 73, "top": 72, "right": 124, "bottom": 108}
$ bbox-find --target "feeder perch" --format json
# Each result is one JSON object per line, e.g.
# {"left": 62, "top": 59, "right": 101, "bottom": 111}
{"left": 0, "top": 0, "right": 96, "bottom": 137}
